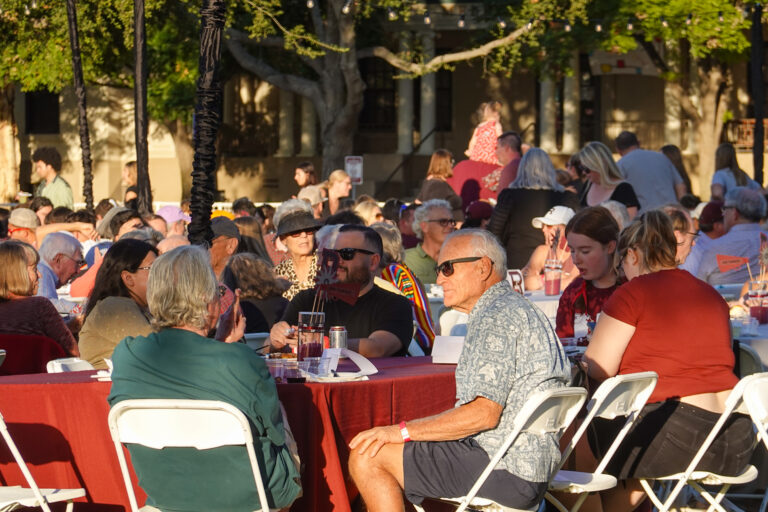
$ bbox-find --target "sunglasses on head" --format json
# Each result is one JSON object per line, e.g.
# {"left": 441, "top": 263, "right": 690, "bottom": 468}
{"left": 435, "top": 256, "right": 483, "bottom": 277}
{"left": 426, "top": 218, "right": 456, "bottom": 228}
{"left": 336, "top": 247, "right": 375, "bottom": 260}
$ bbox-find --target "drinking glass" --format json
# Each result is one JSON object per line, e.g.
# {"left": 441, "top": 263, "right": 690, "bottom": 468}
{"left": 543, "top": 260, "right": 563, "bottom": 296}
{"left": 298, "top": 311, "right": 325, "bottom": 361}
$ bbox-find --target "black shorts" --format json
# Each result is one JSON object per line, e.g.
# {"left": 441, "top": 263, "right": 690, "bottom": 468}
{"left": 403, "top": 437, "right": 547, "bottom": 509}
{"left": 589, "top": 400, "right": 756, "bottom": 479}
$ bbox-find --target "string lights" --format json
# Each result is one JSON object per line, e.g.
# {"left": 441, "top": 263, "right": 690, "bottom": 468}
{"left": 341, "top": 0, "right": 352, "bottom": 15}
{"left": 497, "top": 17, "right": 507, "bottom": 29}
{"left": 306, "top": 0, "right": 314, "bottom": 8}
{"left": 423, "top": 10, "right": 431, "bottom": 25}
{"left": 457, "top": 14, "right": 465, "bottom": 28}
{"left": 387, "top": 7, "right": 397, "bottom": 20}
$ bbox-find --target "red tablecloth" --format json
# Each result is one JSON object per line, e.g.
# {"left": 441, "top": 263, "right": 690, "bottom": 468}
{"left": 0, "top": 356, "right": 456, "bottom": 511}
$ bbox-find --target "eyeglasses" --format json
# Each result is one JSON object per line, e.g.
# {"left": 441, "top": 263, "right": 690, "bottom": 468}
{"left": 335, "top": 247, "right": 375, "bottom": 260}
{"left": 287, "top": 229, "right": 314, "bottom": 238}
{"left": 722, "top": 205, "right": 736, "bottom": 214}
{"left": 7, "top": 227, "right": 32, "bottom": 235}
{"left": 62, "top": 253, "right": 86, "bottom": 268}
{"left": 435, "top": 257, "right": 483, "bottom": 277}
{"left": 425, "top": 218, "right": 456, "bottom": 228}
{"left": 136, "top": 266, "right": 152, "bottom": 271}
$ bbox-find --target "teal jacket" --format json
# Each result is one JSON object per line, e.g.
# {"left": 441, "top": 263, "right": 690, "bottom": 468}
{"left": 107, "top": 328, "right": 301, "bottom": 511}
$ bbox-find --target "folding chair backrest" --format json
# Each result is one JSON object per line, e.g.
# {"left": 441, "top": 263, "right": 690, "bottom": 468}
{"left": 0, "top": 412, "right": 54, "bottom": 512}
{"left": 742, "top": 372, "right": 768, "bottom": 450}
{"left": 558, "top": 372, "right": 657, "bottom": 471}
{"left": 107, "top": 399, "right": 270, "bottom": 512}
{"left": 46, "top": 357, "right": 95, "bottom": 373}
{"left": 459, "top": 387, "right": 587, "bottom": 511}
{"left": 737, "top": 342, "right": 765, "bottom": 378}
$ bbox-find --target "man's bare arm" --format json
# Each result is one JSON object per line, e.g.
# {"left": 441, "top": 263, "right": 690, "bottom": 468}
{"left": 347, "top": 330, "right": 404, "bottom": 358}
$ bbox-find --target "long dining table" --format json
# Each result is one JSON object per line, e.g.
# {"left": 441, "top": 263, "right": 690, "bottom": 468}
{"left": 0, "top": 356, "right": 457, "bottom": 512}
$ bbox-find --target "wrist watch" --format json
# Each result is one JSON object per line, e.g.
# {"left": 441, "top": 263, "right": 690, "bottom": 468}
{"left": 398, "top": 421, "right": 411, "bottom": 442}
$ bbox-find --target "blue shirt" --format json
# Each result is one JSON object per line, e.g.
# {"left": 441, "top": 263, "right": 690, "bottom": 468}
{"left": 711, "top": 169, "right": 761, "bottom": 197}
{"left": 36, "top": 260, "right": 75, "bottom": 314}
{"left": 679, "top": 230, "right": 712, "bottom": 274}
{"left": 692, "top": 223, "right": 767, "bottom": 285}
{"left": 455, "top": 280, "right": 571, "bottom": 481}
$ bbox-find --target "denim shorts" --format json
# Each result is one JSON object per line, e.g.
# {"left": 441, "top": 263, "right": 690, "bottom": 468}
{"left": 403, "top": 437, "right": 546, "bottom": 508}
{"left": 589, "top": 400, "right": 756, "bottom": 479}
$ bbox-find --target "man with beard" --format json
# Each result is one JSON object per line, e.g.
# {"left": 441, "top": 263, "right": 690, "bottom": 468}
{"left": 269, "top": 225, "right": 413, "bottom": 357}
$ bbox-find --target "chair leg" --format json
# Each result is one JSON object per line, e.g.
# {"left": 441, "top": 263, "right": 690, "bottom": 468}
{"left": 66, "top": 500, "right": 73, "bottom": 512}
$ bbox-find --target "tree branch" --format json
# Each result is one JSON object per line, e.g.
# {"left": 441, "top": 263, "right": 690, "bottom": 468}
{"left": 225, "top": 30, "right": 322, "bottom": 105}
{"left": 358, "top": 25, "right": 529, "bottom": 75}
{"left": 228, "top": 29, "right": 323, "bottom": 75}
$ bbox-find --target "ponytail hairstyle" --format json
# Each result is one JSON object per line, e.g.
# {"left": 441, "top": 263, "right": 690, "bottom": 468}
{"left": 715, "top": 142, "right": 750, "bottom": 187}
{"left": 617, "top": 210, "right": 677, "bottom": 272}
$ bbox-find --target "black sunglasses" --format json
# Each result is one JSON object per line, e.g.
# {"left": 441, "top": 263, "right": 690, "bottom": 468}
{"left": 425, "top": 218, "right": 457, "bottom": 228}
{"left": 435, "top": 257, "right": 483, "bottom": 277}
{"left": 336, "top": 247, "right": 375, "bottom": 260}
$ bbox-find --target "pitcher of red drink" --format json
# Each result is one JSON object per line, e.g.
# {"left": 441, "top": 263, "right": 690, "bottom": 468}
{"left": 297, "top": 311, "right": 325, "bottom": 361}
{"left": 543, "top": 259, "right": 563, "bottom": 296}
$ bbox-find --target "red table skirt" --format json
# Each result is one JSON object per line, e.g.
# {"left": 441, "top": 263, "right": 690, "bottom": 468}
{"left": 0, "top": 356, "right": 456, "bottom": 511}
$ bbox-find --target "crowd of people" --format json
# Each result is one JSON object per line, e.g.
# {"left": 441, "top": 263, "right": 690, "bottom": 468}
{"left": 0, "top": 125, "right": 763, "bottom": 511}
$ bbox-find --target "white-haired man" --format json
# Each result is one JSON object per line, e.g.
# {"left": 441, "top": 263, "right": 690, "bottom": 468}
{"left": 37, "top": 232, "right": 83, "bottom": 314}
{"left": 349, "top": 229, "right": 571, "bottom": 511}
{"left": 404, "top": 199, "right": 456, "bottom": 285}
{"left": 108, "top": 245, "right": 301, "bottom": 511}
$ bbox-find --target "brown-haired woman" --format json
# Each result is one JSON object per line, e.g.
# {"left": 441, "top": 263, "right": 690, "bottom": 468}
{"left": 555, "top": 206, "right": 621, "bottom": 338}
{"left": 0, "top": 240, "right": 78, "bottom": 355}
{"left": 582, "top": 210, "right": 754, "bottom": 511}
{"left": 711, "top": 142, "right": 762, "bottom": 200}
{"left": 660, "top": 203, "right": 696, "bottom": 265}
{"left": 416, "top": 149, "right": 464, "bottom": 222}
{"left": 226, "top": 253, "right": 290, "bottom": 333}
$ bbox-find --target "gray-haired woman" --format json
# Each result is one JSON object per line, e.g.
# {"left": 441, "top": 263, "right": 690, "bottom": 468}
{"left": 487, "top": 147, "right": 580, "bottom": 269}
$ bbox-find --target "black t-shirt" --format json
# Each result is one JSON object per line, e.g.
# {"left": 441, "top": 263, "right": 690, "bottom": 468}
{"left": 241, "top": 296, "right": 289, "bottom": 333}
{"left": 281, "top": 285, "right": 413, "bottom": 357}
{"left": 580, "top": 181, "right": 640, "bottom": 210}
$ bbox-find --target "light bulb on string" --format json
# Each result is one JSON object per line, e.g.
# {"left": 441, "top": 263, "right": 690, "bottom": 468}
{"left": 627, "top": 20, "right": 634, "bottom": 31}
{"left": 661, "top": 17, "right": 668, "bottom": 28}
{"left": 718, "top": 11, "right": 724, "bottom": 22}
{"left": 24, "top": 4, "right": 30, "bottom": 15}
{"left": 526, "top": 18, "right": 533, "bottom": 30}
{"left": 423, "top": 10, "right": 431, "bottom": 25}
{"left": 341, "top": 0, "right": 352, "bottom": 15}
{"left": 387, "top": 7, "right": 397, "bottom": 20}
{"left": 595, "top": 22, "right": 602, "bottom": 32}
{"left": 306, "top": 0, "right": 314, "bottom": 8}
{"left": 457, "top": 14, "right": 465, "bottom": 28}
{"left": 30, "top": 0, "right": 36, "bottom": 8}
{"left": 564, "top": 22, "right": 571, "bottom": 32}
{"left": 497, "top": 17, "right": 506, "bottom": 28}
{"left": 685, "top": 13, "right": 693, "bottom": 25}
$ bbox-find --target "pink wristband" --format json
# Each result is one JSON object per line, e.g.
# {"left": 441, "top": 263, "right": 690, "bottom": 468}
{"left": 398, "top": 421, "right": 411, "bottom": 442}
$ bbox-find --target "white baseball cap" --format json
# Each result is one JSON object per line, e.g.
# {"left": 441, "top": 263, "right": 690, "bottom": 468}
{"left": 531, "top": 206, "right": 576, "bottom": 229}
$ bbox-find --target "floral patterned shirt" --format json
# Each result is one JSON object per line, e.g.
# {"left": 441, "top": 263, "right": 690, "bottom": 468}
{"left": 274, "top": 253, "right": 318, "bottom": 301}
{"left": 455, "top": 280, "right": 571, "bottom": 482}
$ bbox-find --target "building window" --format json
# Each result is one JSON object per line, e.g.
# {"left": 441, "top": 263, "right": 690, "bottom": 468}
{"left": 359, "top": 58, "right": 396, "bottom": 131}
{"left": 25, "top": 91, "right": 60, "bottom": 134}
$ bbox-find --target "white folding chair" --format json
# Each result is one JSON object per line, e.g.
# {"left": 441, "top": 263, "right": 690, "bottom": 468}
{"left": 414, "top": 386, "right": 587, "bottom": 512}
{"left": 46, "top": 357, "right": 95, "bottom": 373}
{"left": 739, "top": 372, "right": 768, "bottom": 512}
{"left": 638, "top": 373, "right": 766, "bottom": 512}
{"left": 108, "top": 399, "right": 273, "bottom": 512}
{"left": 546, "top": 371, "right": 658, "bottom": 512}
{"left": 0, "top": 411, "right": 85, "bottom": 511}
{"left": 737, "top": 342, "right": 765, "bottom": 378}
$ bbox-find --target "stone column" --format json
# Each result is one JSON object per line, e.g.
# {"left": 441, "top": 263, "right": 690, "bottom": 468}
{"left": 397, "top": 35, "right": 414, "bottom": 154}
{"left": 562, "top": 54, "right": 580, "bottom": 154}
{"left": 298, "top": 95, "right": 317, "bottom": 156}
{"left": 418, "top": 32, "right": 436, "bottom": 155}
{"left": 539, "top": 79, "right": 557, "bottom": 153}
{"left": 275, "top": 88, "right": 294, "bottom": 157}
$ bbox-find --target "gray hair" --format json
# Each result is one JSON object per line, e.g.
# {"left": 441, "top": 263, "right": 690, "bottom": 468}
{"left": 315, "top": 224, "right": 341, "bottom": 251}
{"left": 273, "top": 199, "right": 312, "bottom": 230}
{"left": 370, "top": 222, "right": 404, "bottom": 266}
{"left": 443, "top": 229, "right": 507, "bottom": 279}
{"left": 147, "top": 245, "right": 218, "bottom": 331}
{"left": 726, "top": 187, "right": 767, "bottom": 222}
{"left": 38, "top": 232, "right": 81, "bottom": 264}
{"left": 412, "top": 199, "right": 452, "bottom": 239}
{"left": 509, "top": 147, "right": 563, "bottom": 191}
{"left": 600, "top": 200, "right": 631, "bottom": 231}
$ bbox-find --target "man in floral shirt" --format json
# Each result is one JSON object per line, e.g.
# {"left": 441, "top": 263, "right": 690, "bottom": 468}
{"left": 348, "top": 229, "right": 571, "bottom": 511}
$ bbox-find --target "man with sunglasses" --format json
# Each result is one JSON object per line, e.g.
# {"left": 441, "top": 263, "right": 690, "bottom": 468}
{"left": 269, "top": 225, "right": 413, "bottom": 358}
{"left": 349, "top": 229, "right": 570, "bottom": 511}
{"left": 405, "top": 199, "right": 456, "bottom": 285}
